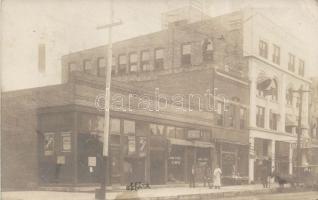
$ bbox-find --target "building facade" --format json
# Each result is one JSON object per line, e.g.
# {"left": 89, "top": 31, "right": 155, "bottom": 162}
{"left": 2, "top": 9, "right": 312, "bottom": 189}
{"left": 243, "top": 10, "right": 311, "bottom": 182}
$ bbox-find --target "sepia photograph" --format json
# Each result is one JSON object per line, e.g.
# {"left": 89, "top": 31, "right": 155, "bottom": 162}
{"left": 1, "top": 0, "right": 318, "bottom": 199}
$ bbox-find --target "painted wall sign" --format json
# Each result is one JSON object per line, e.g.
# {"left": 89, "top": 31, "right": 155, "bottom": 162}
{"left": 88, "top": 156, "right": 97, "bottom": 167}
{"left": 44, "top": 132, "right": 55, "bottom": 156}
{"left": 61, "top": 132, "right": 71, "bottom": 152}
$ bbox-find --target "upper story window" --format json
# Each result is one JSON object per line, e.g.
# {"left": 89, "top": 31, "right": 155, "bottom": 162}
{"left": 269, "top": 111, "right": 279, "bottom": 131}
{"left": 202, "top": 38, "right": 214, "bottom": 62}
{"left": 215, "top": 101, "right": 224, "bottom": 126}
{"left": 118, "top": 54, "right": 127, "bottom": 74}
{"left": 288, "top": 53, "right": 295, "bottom": 72}
{"left": 97, "top": 57, "right": 106, "bottom": 77}
{"left": 129, "top": 53, "right": 138, "bottom": 72}
{"left": 256, "top": 106, "right": 265, "bottom": 128}
{"left": 240, "top": 107, "right": 246, "bottom": 129}
{"left": 111, "top": 56, "right": 116, "bottom": 76}
{"left": 141, "top": 50, "right": 152, "bottom": 71}
{"left": 272, "top": 44, "right": 280, "bottom": 65}
{"left": 225, "top": 104, "right": 235, "bottom": 128}
{"left": 68, "top": 62, "right": 78, "bottom": 73}
{"left": 259, "top": 40, "right": 268, "bottom": 59}
{"left": 298, "top": 59, "right": 305, "bottom": 77}
{"left": 83, "top": 60, "right": 93, "bottom": 73}
{"left": 181, "top": 43, "right": 191, "bottom": 66}
{"left": 154, "top": 48, "right": 164, "bottom": 70}
{"left": 286, "top": 87, "right": 293, "bottom": 106}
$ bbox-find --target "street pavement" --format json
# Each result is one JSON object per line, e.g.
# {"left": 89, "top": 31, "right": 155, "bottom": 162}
{"left": 219, "top": 191, "right": 318, "bottom": 200}
{"left": 2, "top": 184, "right": 317, "bottom": 200}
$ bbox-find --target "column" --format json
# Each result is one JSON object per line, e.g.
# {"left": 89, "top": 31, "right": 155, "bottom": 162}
{"left": 289, "top": 143, "right": 293, "bottom": 175}
{"left": 279, "top": 75, "right": 286, "bottom": 132}
{"left": 265, "top": 101, "right": 270, "bottom": 129}
{"left": 302, "top": 84, "right": 310, "bottom": 137}
{"left": 248, "top": 137, "right": 255, "bottom": 183}
{"left": 271, "top": 140, "right": 276, "bottom": 173}
{"left": 249, "top": 68, "right": 257, "bottom": 128}
{"left": 73, "top": 111, "right": 78, "bottom": 186}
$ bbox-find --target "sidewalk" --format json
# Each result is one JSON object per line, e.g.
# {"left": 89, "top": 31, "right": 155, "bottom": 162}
{"left": 2, "top": 184, "right": 288, "bottom": 200}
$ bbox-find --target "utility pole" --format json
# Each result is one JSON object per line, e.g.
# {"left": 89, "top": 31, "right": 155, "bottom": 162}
{"left": 95, "top": 0, "right": 122, "bottom": 199}
{"left": 293, "top": 86, "right": 310, "bottom": 184}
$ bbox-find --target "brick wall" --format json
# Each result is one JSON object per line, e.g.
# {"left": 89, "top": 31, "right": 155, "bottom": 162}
{"left": 1, "top": 84, "right": 73, "bottom": 189}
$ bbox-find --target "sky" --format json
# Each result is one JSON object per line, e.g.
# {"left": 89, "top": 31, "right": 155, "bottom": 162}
{"left": 1, "top": 0, "right": 318, "bottom": 91}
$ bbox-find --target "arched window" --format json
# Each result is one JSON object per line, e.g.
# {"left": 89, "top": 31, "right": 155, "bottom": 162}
{"left": 286, "top": 87, "right": 293, "bottom": 105}
{"left": 257, "top": 76, "right": 278, "bottom": 101}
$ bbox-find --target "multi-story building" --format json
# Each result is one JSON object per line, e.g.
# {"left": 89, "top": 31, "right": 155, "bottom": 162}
{"left": 243, "top": 10, "right": 311, "bottom": 182}
{"left": 62, "top": 9, "right": 311, "bottom": 183}
{"left": 2, "top": 8, "right": 311, "bottom": 189}
{"left": 308, "top": 77, "right": 318, "bottom": 166}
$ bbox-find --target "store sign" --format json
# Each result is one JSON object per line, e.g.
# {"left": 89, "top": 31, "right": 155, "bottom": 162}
{"left": 197, "top": 157, "right": 208, "bottom": 166}
{"left": 187, "top": 130, "right": 201, "bottom": 139}
{"left": 57, "top": 155, "right": 65, "bottom": 165}
{"left": 138, "top": 136, "right": 147, "bottom": 156}
{"left": 44, "top": 133, "right": 55, "bottom": 156}
{"left": 169, "top": 156, "right": 182, "bottom": 165}
{"left": 88, "top": 157, "right": 97, "bottom": 167}
{"left": 61, "top": 132, "right": 71, "bottom": 152}
{"left": 128, "top": 136, "right": 136, "bottom": 154}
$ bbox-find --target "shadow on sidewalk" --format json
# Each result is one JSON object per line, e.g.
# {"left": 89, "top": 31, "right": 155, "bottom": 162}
{"left": 113, "top": 191, "right": 141, "bottom": 200}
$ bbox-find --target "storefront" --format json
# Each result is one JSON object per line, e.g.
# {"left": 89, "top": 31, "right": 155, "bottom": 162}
{"left": 275, "top": 141, "right": 290, "bottom": 175}
{"left": 219, "top": 141, "right": 249, "bottom": 185}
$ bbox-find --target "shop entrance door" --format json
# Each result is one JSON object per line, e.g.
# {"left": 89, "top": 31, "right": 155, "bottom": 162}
{"left": 150, "top": 150, "right": 165, "bottom": 185}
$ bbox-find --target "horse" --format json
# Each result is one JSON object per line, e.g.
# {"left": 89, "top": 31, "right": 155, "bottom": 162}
{"left": 271, "top": 171, "right": 297, "bottom": 189}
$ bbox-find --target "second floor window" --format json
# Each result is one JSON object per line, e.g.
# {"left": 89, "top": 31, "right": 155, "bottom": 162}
{"left": 225, "top": 104, "right": 235, "bottom": 128}
{"left": 97, "top": 57, "right": 106, "bottom": 77}
{"left": 83, "top": 60, "right": 93, "bottom": 73}
{"left": 298, "top": 59, "right": 305, "bottom": 77}
{"left": 272, "top": 44, "right": 280, "bottom": 65}
{"left": 215, "top": 101, "right": 224, "bottom": 126}
{"left": 288, "top": 53, "right": 295, "bottom": 72}
{"left": 286, "top": 88, "right": 293, "bottom": 105}
{"left": 202, "top": 38, "right": 214, "bottom": 62}
{"left": 269, "top": 111, "right": 278, "bottom": 131}
{"left": 129, "top": 53, "right": 138, "bottom": 72}
{"left": 154, "top": 48, "right": 164, "bottom": 70}
{"left": 259, "top": 40, "right": 268, "bottom": 58}
{"left": 141, "top": 50, "right": 152, "bottom": 71}
{"left": 256, "top": 106, "right": 265, "bottom": 128}
{"left": 240, "top": 108, "right": 246, "bottom": 129}
{"left": 118, "top": 55, "right": 127, "bottom": 74}
{"left": 68, "top": 62, "right": 78, "bottom": 72}
{"left": 181, "top": 43, "right": 191, "bottom": 66}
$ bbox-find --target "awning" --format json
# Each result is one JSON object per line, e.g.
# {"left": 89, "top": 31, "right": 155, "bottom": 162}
{"left": 168, "top": 138, "right": 214, "bottom": 148}
{"left": 215, "top": 138, "right": 249, "bottom": 146}
{"left": 168, "top": 138, "right": 192, "bottom": 146}
{"left": 193, "top": 141, "right": 215, "bottom": 148}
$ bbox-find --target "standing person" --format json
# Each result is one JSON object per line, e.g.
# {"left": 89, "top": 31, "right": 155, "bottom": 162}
{"left": 189, "top": 163, "right": 196, "bottom": 188}
{"left": 260, "top": 161, "right": 268, "bottom": 188}
{"left": 213, "top": 165, "right": 222, "bottom": 189}
{"left": 203, "top": 164, "right": 213, "bottom": 188}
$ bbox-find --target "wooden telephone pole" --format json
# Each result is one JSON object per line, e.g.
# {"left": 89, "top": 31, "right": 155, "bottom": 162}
{"left": 95, "top": 0, "right": 122, "bottom": 199}
{"left": 293, "top": 86, "right": 310, "bottom": 184}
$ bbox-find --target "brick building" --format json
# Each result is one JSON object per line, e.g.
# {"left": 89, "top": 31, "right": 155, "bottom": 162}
{"left": 2, "top": 9, "right": 311, "bottom": 189}
{"left": 62, "top": 9, "right": 312, "bottom": 183}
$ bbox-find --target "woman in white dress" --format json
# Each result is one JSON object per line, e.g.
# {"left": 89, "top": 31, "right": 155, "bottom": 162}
{"left": 213, "top": 165, "right": 222, "bottom": 189}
